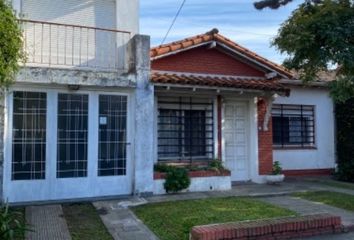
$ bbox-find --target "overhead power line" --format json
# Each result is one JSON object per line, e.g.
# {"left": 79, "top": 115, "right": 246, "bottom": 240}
{"left": 161, "top": 0, "right": 187, "bottom": 45}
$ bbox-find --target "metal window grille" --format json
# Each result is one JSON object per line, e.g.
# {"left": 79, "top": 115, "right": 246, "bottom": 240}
{"left": 272, "top": 104, "right": 315, "bottom": 148}
{"left": 12, "top": 91, "right": 47, "bottom": 180}
{"left": 57, "top": 93, "right": 88, "bottom": 178}
{"left": 98, "top": 95, "right": 127, "bottom": 176}
{"left": 157, "top": 96, "right": 214, "bottom": 162}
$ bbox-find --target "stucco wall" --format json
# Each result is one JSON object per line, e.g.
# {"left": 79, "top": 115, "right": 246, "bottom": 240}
{"left": 273, "top": 87, "right": 336, "bottom": 171}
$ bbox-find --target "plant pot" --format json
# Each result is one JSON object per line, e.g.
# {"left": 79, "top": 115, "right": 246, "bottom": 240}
{"left": 265, "top": 174, "right": 285, "bottom": 184}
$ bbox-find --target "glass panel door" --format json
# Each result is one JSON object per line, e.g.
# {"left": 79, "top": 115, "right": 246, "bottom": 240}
{"left": 98, "top": 95, "right": 127, "bottom": 176}
{"left": 57, "top": 93, "right": 88, "bottom": 178}
{"left": 12, "top": 91, "right": 47, "bottom": 180}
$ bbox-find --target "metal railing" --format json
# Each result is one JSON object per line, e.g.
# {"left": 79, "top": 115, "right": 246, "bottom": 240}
{"left": 20, "top": 19, "right": 131, "bottom": 71}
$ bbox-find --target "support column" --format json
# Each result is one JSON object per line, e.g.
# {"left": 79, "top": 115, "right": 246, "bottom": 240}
{"left": 257, "top": 97, "right": 274, "bottom": 175}
{"left": 128, "top": 35, "right": 154, "bottom": 196}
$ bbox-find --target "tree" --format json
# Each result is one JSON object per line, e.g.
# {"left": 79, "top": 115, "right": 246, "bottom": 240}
{"left": 0, "top": 0, "right": 24, "bottom": 88}
{"left": 254, "top": 0, "right": 294, "bottom": 9}
{"left": 256, "top": 0, "right": 354, "bottom": 103}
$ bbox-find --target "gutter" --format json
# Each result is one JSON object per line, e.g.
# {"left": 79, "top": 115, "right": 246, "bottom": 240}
{"left": 279, "top": 79, "right": 330, "bottom": 88}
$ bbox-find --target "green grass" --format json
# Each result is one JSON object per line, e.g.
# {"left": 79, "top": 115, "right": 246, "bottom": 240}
{"left": 293, "top": 191, "right": 354, "bottom": 211}
{"left": 132, "top": 197, "right": 296, "bottom": 240}
{"left": 62, "top": 203, "right": 112, "bottom": 240}
{"left": 305, "top": 178, "right": 354, "bottom": 190}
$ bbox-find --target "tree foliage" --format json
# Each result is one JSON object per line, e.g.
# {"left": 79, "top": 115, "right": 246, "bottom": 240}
{"left": 0, "top": 0, "right": 24, "bottom": 88}
{"left": 266, "top": 0, "right": 354, "bottom": 102}
{"left": 335, "top": 98, "right": 354, "bottom": 182}
{"left": 254, "top": 0, "right": 294, "bottom": 9}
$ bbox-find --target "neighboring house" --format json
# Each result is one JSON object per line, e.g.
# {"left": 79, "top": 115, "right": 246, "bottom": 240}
{"left": 150, "top": 29, "right": 336, "bottom": 188}
{"left": 1, "top": 1, "right": 336, "bottom": 204}
{"left": 1, "top": 0, "right": 154, "bottom": 203}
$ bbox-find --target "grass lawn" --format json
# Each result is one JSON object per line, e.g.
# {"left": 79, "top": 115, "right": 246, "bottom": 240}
{"left": 293, "top": 191, "right": 354, "bottom": 211}
{"left": 62, "top": 203, "right": 112, "bottom": 240}
{"left": 305, "top": 178, "right": 354, "bottom": 190}
{"left": 132, "top": 197, "right": 296, "bottom": 240}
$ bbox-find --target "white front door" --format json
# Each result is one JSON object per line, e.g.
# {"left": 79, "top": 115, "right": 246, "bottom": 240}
{"left": 4, "top": 89, "right": 132, "bottom": 203}
{"left": 224, "top": 101, "right": 250, "bottom": 181}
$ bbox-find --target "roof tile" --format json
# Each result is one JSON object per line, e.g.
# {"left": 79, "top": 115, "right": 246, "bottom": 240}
{"left": 151, "top": 71, "right": 290, "bottom": 95}
{"left": 151, "top": 29, "right": 293, "bottom": 78}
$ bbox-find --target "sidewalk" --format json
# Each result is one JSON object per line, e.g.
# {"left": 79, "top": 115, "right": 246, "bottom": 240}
{"left": 25, "top": 205, "right": 71, "bottom": 240}
{"left": 260, "top": 195, "right": 354, "bottom": 228}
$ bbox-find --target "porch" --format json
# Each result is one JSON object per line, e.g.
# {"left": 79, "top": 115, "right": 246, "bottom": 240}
{"left": 151, "top": 71, "right": 290, "bottom": 194}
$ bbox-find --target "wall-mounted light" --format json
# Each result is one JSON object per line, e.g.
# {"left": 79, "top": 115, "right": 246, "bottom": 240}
{"left": 68, "top": 85, "right": 80, "bottom": 91}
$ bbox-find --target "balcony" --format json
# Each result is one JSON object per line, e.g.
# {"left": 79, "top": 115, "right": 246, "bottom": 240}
{"left": 20, "top": 19, "right": 131, "bottom": 71}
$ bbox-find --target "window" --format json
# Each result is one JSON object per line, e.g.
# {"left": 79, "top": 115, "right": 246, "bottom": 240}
{"left": 12, "top": 91, "right": 47, "bottom": 180}
{"left": 157, "top": 97, "right": 214, "bottom": 161}
{"left": 57, "top": 93, "right": 88, "bottom": 178}
{"left": 98, "top": 95, "right": 127, "bottom": 176}
{"left": 272, "top": 104, "right": 315, "bottom": 148}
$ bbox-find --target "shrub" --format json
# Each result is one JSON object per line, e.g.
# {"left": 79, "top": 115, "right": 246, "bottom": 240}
{"left": 272, "top": 161, "right": 282, "bottom": 175}
{"left": 164, "top": 167, "right": 191, "bottom": 193}
{"left": 336, "top": 98, "right": 354, "bottom": 182}
{"left": 0, "top": 204, "right": 27, "bottom": 240}
{"left": 208, "top": 159, "right": 225, "bottom": 171}
{"left": 0, "top": 1, "right": 24, "bottom": 87}
{"left": 154, "top": 164, "right": 174, "bottom": 173}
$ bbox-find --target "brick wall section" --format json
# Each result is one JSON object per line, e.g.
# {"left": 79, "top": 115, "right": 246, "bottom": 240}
{"left": 190, "top": 214, "right": 342, "bottom": 240}
{"left": 258, "top": 98, "right": 273, "bottom": 175}
{"left": 282, "top": 168, "right": 334, "bottom": 177}
{"left": 154, "top": 170, "right": 231, "bottom": 180}
{"left": 152, "top": 47, "right": 265, "bottom": 77}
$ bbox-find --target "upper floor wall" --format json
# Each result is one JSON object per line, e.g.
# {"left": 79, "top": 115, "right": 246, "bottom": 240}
{"left": 12, "top": 0, "right": 139, "bottom": 71}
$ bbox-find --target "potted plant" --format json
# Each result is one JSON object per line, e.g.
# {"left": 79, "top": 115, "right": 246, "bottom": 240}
{"left": 265, "top": 161, "right": 285, "bottom": 184}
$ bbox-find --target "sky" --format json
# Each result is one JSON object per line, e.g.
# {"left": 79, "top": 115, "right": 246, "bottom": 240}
{"left": 140, "top": 0, "right": 301, "bottom": 64}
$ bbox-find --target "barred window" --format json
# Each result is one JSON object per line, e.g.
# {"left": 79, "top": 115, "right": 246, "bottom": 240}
{"left": 157, "top": 97, "right": 214, "bottom": 161}
{"left": 12, "top": 91, "right": 47, "bottom": 180}
{"left": 272, "top": 104, "right": 315, "bottom": 148}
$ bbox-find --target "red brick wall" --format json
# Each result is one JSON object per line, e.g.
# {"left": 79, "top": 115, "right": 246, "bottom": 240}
{"left": 258, "top": 98, "right": 273, "bottom": 175}
{"left": 282, "top": 168, "right": 334, "bottom": 177}
{"left": 152, "top": 47, "right": 265, "bottom": 77}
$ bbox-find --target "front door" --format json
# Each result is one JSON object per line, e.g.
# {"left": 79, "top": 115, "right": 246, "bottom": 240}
{"left": 224, "top": 101, "right": 250, "bottom": 181}
{"left": 4, "top": 90, "right": 132, "bottom": 203}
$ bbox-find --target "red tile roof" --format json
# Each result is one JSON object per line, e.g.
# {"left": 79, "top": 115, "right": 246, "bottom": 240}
{"left": 151, "top": 71, "right": 290, "bottom": 95}
{"left": 151, "top": 29, "right": 293, "bottom": 78}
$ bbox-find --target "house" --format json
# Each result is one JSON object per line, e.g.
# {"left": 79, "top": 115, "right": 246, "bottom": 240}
{"left": 150, "top": 29, "right": 336, "bottom": 190}
{"left": 2, "top": 0, "right": 154, "bottom": 203}
{"left": 1, "top": 1, "right": 336, "bottom": 204}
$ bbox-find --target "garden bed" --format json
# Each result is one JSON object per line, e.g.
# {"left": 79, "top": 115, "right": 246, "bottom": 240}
{"left": 131, "top": 197, "right": 296, "bottom": 240}
{"left": 153, "top": 169, "right": 231, "bottom": 194}
{"left": 154, "top": 169, "right": 231, "bottom": 179}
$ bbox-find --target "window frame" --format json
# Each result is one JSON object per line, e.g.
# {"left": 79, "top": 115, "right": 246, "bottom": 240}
{"left": 157, "top": 96, "right": 215, "bottom": 162}
{"left": 11, "top": 91, "right": 47, "bottom": 181}
{"left": 272, "top": 104, "right": 316, "bottom": 149}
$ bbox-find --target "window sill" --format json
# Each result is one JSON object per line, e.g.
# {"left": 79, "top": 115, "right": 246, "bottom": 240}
{"left": 273, "top": 146, "right": 317, "bottom": 150}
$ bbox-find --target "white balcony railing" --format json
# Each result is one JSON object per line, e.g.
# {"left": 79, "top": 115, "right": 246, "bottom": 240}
{"left": 20, "top": 19, "right": 131, "bottom": 71}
